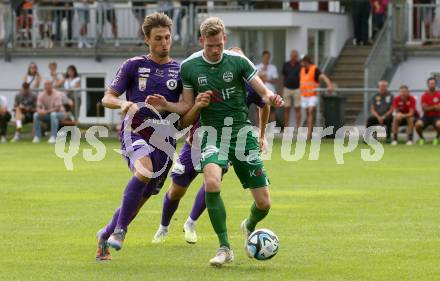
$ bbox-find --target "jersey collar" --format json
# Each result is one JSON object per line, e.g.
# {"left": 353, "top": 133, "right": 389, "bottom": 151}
{"left": 202, "top": 51, "right": 223, "bottom": 65}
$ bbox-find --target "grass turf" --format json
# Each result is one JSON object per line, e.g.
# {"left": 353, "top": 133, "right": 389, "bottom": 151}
{"left": 1, "top": 139, "right": 439, "bottom": 281}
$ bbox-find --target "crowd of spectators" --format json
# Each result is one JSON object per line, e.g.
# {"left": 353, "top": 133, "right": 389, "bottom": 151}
{"left": 366, "top": 78, "right": 440, "bottom": 145}
{"left": 0, "top": 61, "right": 81, "bottom": 144}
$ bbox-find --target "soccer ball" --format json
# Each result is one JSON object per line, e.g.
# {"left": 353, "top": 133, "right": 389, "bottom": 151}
{"left": 246, "top": 229, "right": 279, "bottom": 260}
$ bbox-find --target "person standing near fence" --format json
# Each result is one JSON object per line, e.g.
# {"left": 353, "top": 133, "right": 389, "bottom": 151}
{"left": 282, "top": 49, "right": 301, "bottom": 129}
{"left": 371, "top": 0, "right": 389, "bottom": 39}
{"left": 97, "top": 0, "right": 119, "bottom": 47}
{"left": 74, "top": 0, "right": 94, "bottom": 48}
{"left": 299, "top": 55, "right": 333, "bottom": 140}
{"left": 352, "top": 0, "right": 371, "bottom": 45}
{"left": 256, "top": 50, "right": 279, "bottom": 125}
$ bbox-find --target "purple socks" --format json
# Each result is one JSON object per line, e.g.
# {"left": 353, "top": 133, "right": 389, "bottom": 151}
{"left": 115, "top": 176, "right": 147, "bottom": 231}
{"left": 189, "top": 183, "right": 206, "bottom": 221}
{"left": 160, "top": 192, "right": 181, "bottom": 227}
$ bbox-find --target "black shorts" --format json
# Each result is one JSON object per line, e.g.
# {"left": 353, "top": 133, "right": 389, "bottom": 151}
{"left": 396, "top": 117, "right": 416, "bottom": 127}
{"left": 419, "top": 116, "right": 440, "bottom": 129}
{"left": 100, "top": 9, "right": 116, "bottom": 24}
{"left": 23, "top": 113, "right": 33, "bottom": 124}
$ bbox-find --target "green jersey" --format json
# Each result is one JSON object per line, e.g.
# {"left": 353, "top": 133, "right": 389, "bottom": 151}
{"left": 180, "top": 50, "right": 258, "bottom": 130}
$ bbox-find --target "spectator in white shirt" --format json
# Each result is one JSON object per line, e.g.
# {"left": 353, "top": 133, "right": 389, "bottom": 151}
{"left": 63, "top": 65, "right": 81, "bottom": 119}
{"left": 256, "top": 50, "right": 279, "bottom": 123}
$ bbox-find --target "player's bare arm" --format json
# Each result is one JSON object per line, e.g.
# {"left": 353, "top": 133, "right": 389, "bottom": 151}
{"left": 258, "top": 104, "right": 270, "bottom": 152}
{"left": 180, "top": 90, "right": 211, "bottom": 127}
{"left": 102, "top": 88, "right": 139, "bottom": 114}
{"left": 145, "top": 90, "right": 193, "bottom": 116}
{"left": 319, "top": 73, "right": 334, "bottom": 93}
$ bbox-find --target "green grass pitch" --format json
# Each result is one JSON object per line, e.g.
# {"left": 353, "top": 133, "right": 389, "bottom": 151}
{"left": 1, "top": 139, "right": 439, "bottom": 281}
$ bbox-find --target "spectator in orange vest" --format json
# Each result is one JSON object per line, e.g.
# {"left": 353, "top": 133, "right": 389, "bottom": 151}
{"left": 300, "top": 55, "right": 333, "bottom": 140}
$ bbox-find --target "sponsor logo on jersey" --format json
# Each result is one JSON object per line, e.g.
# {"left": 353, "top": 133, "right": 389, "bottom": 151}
{"left": 139, "top": 73, "right": 149, "bottom": 78}
{"left": 138, "top": 67, "right": 151, "bottom": 73}
{"left": 167, "top": 79, "right": 178, "bottom": 90}
{"left": 168, "top": 73, "right": 179, "bottom": 79}
{"left": 249, "top": 168, "right": 264, "bottom": 177}
{"left": 198, "top": 76, "right": 208, "bottom": 86}
{"left": 139, "top": 77, "right": 147, "bottom": 91}
{"left": 223, "top": 71, "right": 233, "bottom": 83}
{"left": 168, "top": 69, "right": 179, "bottom": 74}
{"left": 155, "top": 69, "right": 165, "bottom": 77}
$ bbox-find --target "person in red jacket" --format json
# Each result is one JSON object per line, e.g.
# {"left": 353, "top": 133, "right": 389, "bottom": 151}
{"left": 391, "top": 85, "right": 419, "bottom": 146}
{"left": 415, "top": 77, "right": 440, "bottom": 145}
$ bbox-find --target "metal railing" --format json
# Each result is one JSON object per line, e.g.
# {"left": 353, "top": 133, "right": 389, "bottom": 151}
{"left": 407, "top": 3, "right": 440, "bottom": 44}
{"left": 3, "top": 2, "right": 191, "bottom": 49}
{"left": 1, "top": 0, "right": 349, "bottom": 51}
{"left": 364, "top": 7, "right": 393, "bottom": 123}
{"left": 3, "top": 86, "right": 432, "bottom": 126}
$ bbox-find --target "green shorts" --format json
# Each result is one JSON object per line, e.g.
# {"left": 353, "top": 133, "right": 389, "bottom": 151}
{"left": 199, "top": 127, "right": 269, "bottom": 189}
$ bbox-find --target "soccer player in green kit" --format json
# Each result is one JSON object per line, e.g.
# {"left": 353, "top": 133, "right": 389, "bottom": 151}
{"left": 180, "top": 17, "right": 284, "bottom": 266}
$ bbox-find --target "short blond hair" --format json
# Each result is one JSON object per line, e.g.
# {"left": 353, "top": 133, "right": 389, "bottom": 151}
{"left": 142, "top": 12, "right": 173, "bottom": 38}
{"left": 200, "top": 17, "right": 225, "bottom": 37}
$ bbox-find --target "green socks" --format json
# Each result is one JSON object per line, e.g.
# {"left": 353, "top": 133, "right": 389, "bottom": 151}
{"left": 205, "top": 191, "right": 230, "bottom": 248}
{"left": 246, "top": 202, "right": 270, "bottom": 232}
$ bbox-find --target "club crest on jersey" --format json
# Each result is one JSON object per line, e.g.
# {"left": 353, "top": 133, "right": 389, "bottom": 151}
{"left": 139, "top": 77, "right": 147, "bottom": 91}
{"left": 223, "top": 71, "right": 233, "bottom": 82}
{"left": 138, "top": 67, "right": 150, "bottom": 73}
{"left": 198, "top": 76, "right": 208, "bottom": 86}
{"left": 434, "top": 97, "right": 439, "bottom": 103}
{"left": 167, "top": 79, "right": 178, "bottom": 90}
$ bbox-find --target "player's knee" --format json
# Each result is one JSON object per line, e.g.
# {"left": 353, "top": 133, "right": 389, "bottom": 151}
{"left": 50, "top": 112, "right": 57, "bottom": 118}
{"left": 256, "top": 199, "right": 271, "bottom": 211}
{"left": 133, "top": 171, "right": 151, "bottom": 183}
{"left": 415, "top": 121, "right": 423, "bottom": 129}
{"left": 33, "top": 112, "right": 39, "bottom": 119}
{"left": 168, "top": 184, "right": 186, "bottom": 200}
{"left": 204, "top": 176, "right": 221, "bottom": 192}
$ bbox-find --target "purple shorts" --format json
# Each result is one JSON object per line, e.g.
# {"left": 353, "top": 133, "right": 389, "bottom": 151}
{"left": 170, "top": 141, "right": 200, "bottom": 188}
{"left": 120, "top": 131, "right": 174, "bottom": 195}
{"left": 170, "top": 141, "right": 230, "bottom": 188}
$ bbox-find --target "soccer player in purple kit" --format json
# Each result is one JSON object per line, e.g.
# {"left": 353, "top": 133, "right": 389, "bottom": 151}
{"left": 95, "top": 12, "right": 192, "bottom": 261}
{"left": 152, "top": 47, "right": 271, "bottom": 244}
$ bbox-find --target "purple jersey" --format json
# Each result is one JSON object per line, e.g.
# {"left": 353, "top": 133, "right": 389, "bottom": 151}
{"left": 111, "top": 55, "right": 182, "bottom": 187}
{"left": 245, "top": 84, "right": 266, "bottom": 108}
{"left": 109, "top": 55, "right": 182, "bottom": 120}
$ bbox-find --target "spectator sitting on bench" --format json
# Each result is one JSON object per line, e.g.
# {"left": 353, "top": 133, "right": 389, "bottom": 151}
{"left": 32, "top": 79, "right": 65, "bottom": 144}
{"left": 415, "top": 77, "right": 440, "bottom": 145}
{"left": 0, "top": 95, "right": 11, "bottom": 143}
{"left": 11, "top": 82, "right": 37, "bottom": 142}
{"left": 366, "top": 80, "right": 394, "bottom": 143}
{"left": 391, "top": 85, "right": 419, "bottom": 146}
